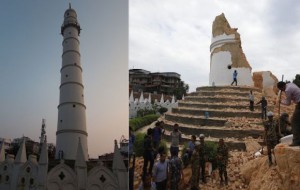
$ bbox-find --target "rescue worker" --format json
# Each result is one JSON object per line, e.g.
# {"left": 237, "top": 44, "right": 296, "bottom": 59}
{"left": 216, "top": 138, "right": 229, "bottom": 186}
{"left": 190, "top": 141, "right": 200, "bottom": 190}
{"left": 199, "top": 134, "right": 207, "bottom": 183}
{"left": 263, "top": 111, "right": 279, "bottom": 166}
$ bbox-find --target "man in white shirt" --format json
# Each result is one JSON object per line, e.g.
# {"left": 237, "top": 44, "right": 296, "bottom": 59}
{"left": 170, "top": 124, "right": 182, "bottom": 156}
{"left": 277, "top": 81, "right": 300, "bottom": 146}
{"left": 152, "top": 153, "right": 169, "bottom": 190}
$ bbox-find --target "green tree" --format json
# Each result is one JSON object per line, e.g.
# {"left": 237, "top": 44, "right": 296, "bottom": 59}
{"left": 293, "top": 74, "right": 300, "bottom": 88}
{"left": 173, "top": 81, "right": 189, "bottom": 100}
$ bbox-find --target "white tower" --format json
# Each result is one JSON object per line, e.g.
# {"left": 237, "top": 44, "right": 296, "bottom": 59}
{"left": 209, "top": 13, "right": 253, "bottom": 86}
{"left": 56, "top": 4, "right": 88, "bottom": 160}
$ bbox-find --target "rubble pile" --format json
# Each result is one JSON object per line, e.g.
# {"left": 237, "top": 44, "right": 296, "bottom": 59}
{"left": 240, "top": 144, "right": 300, "bottom": 190}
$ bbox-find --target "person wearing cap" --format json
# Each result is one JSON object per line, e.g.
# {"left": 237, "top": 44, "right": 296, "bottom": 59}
{"left": 263, "top": 111, "right": 279, "bottom": 166}
{"left": 199, "top": 134, "right": 207, "bottom": 183}
{"left": 216, "top": 138, "right": 229, "bottom": 186}
{"left": 277, "top": 81, "right": 300, "bottom": 146}
{"left": 190, "top": 141, "right": 200, "bottom": 190}
{"left": 256, "top": 96, "right": 268, "bottom": 120}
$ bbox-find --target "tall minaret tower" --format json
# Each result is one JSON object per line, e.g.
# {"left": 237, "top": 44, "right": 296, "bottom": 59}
{"left": 56, "top": 4, "right": 88, "bottom": 160}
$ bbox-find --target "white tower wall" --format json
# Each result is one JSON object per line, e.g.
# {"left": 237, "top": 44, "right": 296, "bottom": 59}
{"left": 56, "top": 7, "right": 88, "bottom": 160}
{"left": 209, "top": 33, "right": 253, "bottom": 86}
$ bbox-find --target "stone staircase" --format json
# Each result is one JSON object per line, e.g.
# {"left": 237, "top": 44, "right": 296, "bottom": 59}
{"left": 162, "top": 86, "right": 274, "bottom": 151}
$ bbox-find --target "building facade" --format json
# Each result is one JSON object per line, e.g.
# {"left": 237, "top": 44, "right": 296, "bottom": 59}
{"left": 129, "top": 69, "right": 182, "bottom": 95}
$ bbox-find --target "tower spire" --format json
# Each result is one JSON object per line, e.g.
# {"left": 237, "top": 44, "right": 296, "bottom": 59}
{"left": 69, "top": 2, "right": 71, "bottom": 9}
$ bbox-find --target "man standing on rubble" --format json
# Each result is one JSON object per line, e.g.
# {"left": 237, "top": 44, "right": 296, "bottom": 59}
{"left": 217, "top": 138, "right": 229, "bottom": 186}
{"left": 277, "top": 81, "right": 300, "bottom": 146}
{"left": 263, "top": 111, "right": 279, "bottom": 166}
{"left": 191, "top": 141, "right": 200, "bottom": 190}
{"left": 199, "top": 134, "right": 207, "bottom": 183}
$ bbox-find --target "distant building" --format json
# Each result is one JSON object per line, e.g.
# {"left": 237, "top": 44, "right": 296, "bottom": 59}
{"left": 129, "top": 69, "right": 182, "bottom": 95}
{"left": 0, "top": 138, "right": 11, "bottom": 151}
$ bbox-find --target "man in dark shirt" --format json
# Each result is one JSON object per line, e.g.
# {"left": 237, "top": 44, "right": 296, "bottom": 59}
{"left": 257, "top": 96, "right": 268, "bottom": 120}
{"left": 142, "top": 128, "right": 154, "bottom": 182}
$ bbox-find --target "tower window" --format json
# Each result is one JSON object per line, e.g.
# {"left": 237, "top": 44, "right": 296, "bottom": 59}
{"left": 60, "top": 120, "right": 63, "bottom": 123}
{"left": 73, "top": 105, "right": 76, "bottom": 108}
{"left": 65, "top": 75, "right": 68, "bottom": 77}
{"left": 26, "top": 167, "right": 31, "bottom": 173}
{"left": 3, "top": 165, "right": 7, "bottom": 171}
{"left": 21, "top": 177, "right": 25, "bottom": 184}
{"left": 30, "top": 178, "right": 34, "bottom": 185}
{"left": 59, "top": 172, "right": 65, "bottom": 180}
{"left": 5, "top": 176, "right": 9, "bottom": 182}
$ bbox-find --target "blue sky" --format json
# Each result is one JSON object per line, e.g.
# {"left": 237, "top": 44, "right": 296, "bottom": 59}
{"left": 129, "top": 0, "right": 300, "bottom": 91}
{"left": 0, "top": 1, "right": 128, "bottom": 158}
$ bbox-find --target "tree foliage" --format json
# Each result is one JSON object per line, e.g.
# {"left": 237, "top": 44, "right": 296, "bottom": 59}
{"left": 293, "top": 74, "right": 300, "bottom": 88}
{"left": 173, "top": 81, "right": 189, "bottom": 100}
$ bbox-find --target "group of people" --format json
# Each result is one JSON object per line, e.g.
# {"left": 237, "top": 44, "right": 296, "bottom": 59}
{"left": 187, "top": 135, "right": 229, "bottom": 190}
{"left": 140, "top": 121, "right": 229, "bottom": 190}
{"left": 140, "top": 122, "right": 183, "bottom": 190}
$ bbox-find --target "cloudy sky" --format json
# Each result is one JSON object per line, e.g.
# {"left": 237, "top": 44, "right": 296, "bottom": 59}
{"left": 129, "top": 0, "right": 300, "bottom": 92}
{"left": 0, "top": 1, "right": 128, "bottom": 158}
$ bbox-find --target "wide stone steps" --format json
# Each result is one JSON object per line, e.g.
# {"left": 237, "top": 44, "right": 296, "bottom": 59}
{"left": 172, "top": 107, "right": 261, "bottom": 118}
{"left": 178, "top": 102, "right": 262, "bottom": 110}
{"left": 178, "top": 102, "right": 274, "bottom": 112}
{"left": 165, "top": 113, "right": 227, "bottom": 126}
{"left": 163, "top": 122, "right": 263, "bottom": 140}
{"left": 196, "top": 86, "right": 261, "bottom": 92}
{"left": 184, "top": 96, "right": 249, "bottom": 103}
{"left": 162, "top": 85, "right": 269, "bottom": 150}
{"left": 189, "top": 91, "right": 260, "bottom": 97}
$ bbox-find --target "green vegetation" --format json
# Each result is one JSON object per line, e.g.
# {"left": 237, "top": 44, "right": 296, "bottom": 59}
{"left": 158, "top": 139, "right": 169, "bottom": 155}
{"left": 181, "top": 142, "right": 189, "bottom": 167}
{"left": 205, "top": 141, "right": 218, "bottom": 169}
{"left": 173, "top": 81, "right": 189, "bottom": 100}
{"left": 129, "top": 114, "right": 159, "bottom": 131}
{"left": 137, "top": 108, "right": 156, "bottom": 117}
{"left": 293, "top": 74, "right": 300, "bottom": 88}
{"left": 158, "top": 107, "right": 168, "bottom": 115}
{"left": 133, "top": 133, "right": 145, "bottom": 157}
